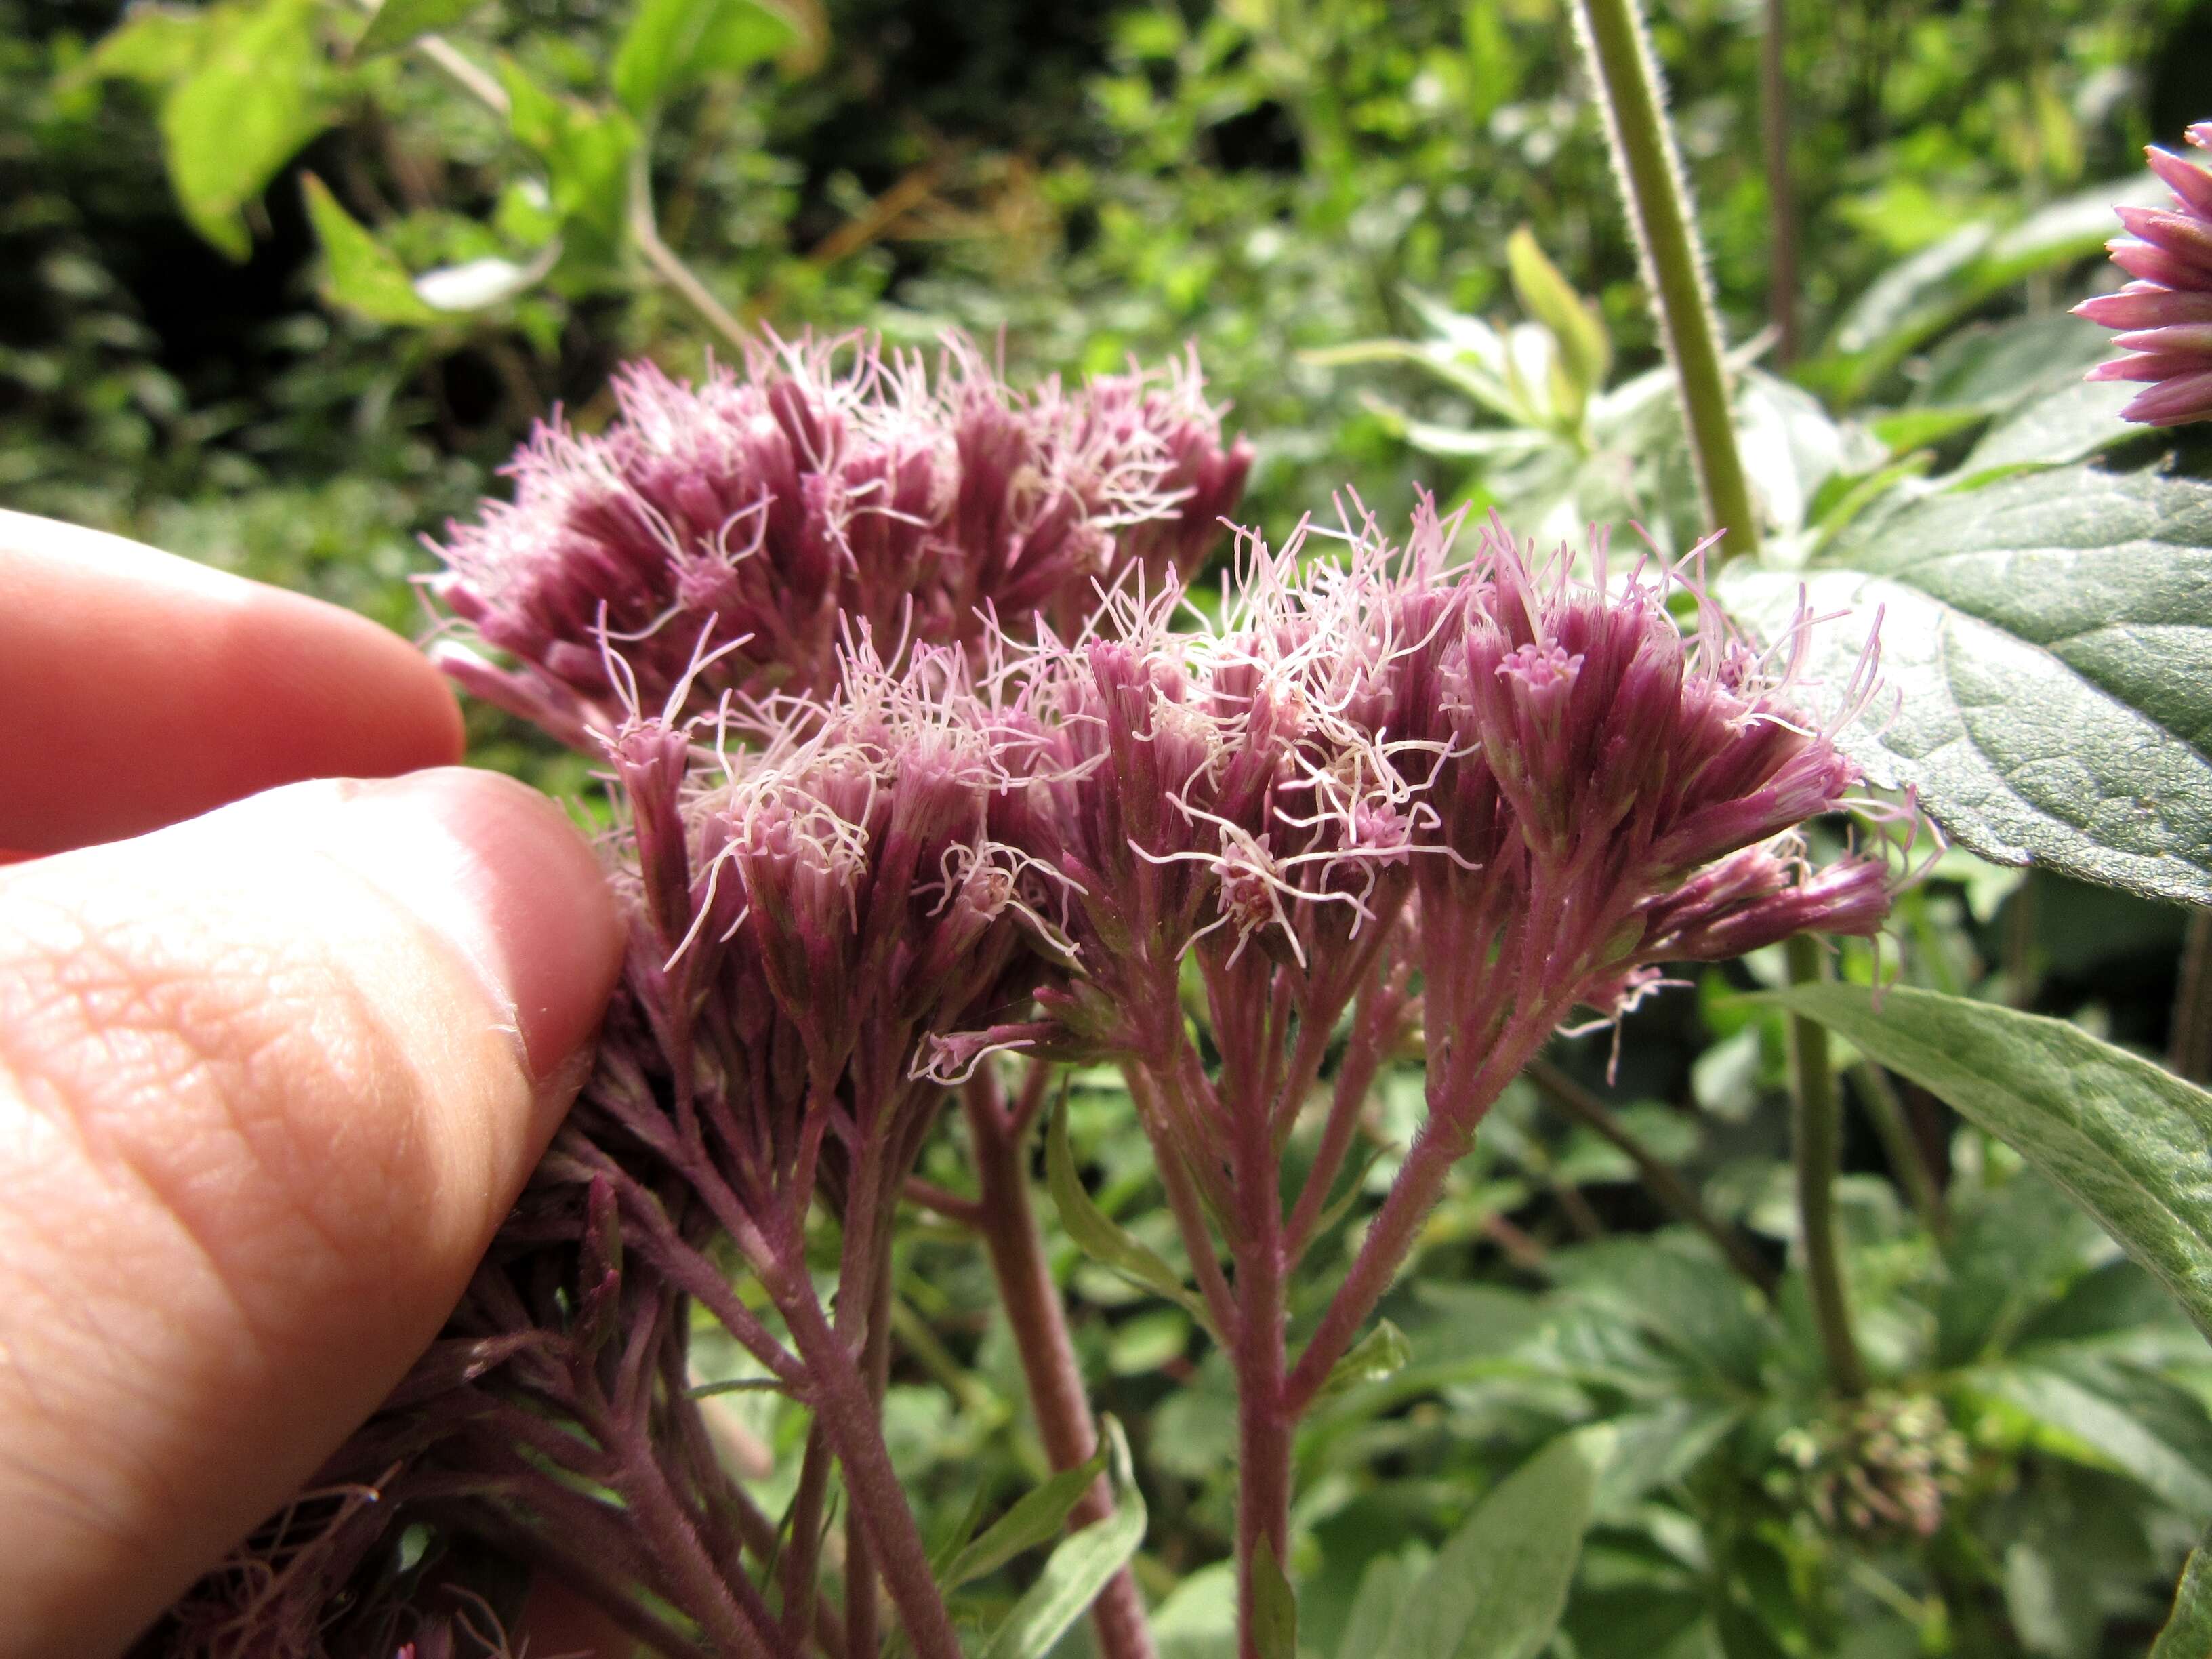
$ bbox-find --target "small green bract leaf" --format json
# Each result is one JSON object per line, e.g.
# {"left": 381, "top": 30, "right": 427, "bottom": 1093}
{"left": 1765, "top": 983, "right": 2212, "bottom": 1345}
{"left": 939, "top": 1441, "right": 1109, "bottom": 1591}
{"left": 300, "top": 175, "right": 440, "bottom": 325}
{"left": 354, "top": 0, "right": 493, "bottom": 57}
{"left": 1047, "top": 1096, "right": 1221, "bottom": 1343}
{"left": 977, "top": 1420, "right": 1147, "bottom": 1659}
{"left": 1249, "top": 1536, "right": 1299, "bottom": 1659}
{"left": 1313, "top": 1319, "right": 1411, "bottom": 1402}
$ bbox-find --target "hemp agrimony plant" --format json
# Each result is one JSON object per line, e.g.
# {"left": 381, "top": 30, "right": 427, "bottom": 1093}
{"left": 146, "top": 3, "right": 2212, "bottom": 1654}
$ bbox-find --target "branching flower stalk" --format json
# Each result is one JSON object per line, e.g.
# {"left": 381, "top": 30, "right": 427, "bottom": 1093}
{"left": 946, "top": 504, "right": 1896, "bottom": 1654}
{"left": 152, "top": 325, "right": 1899, "bottom": 1659}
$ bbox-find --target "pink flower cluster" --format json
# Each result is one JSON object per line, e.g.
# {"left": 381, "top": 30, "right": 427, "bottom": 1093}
{"left": 940, "top": 504, "right": 1891, "bottom": 1170}
{"left": 160, "top": 332, "right": 1899, "bottom": 1657}
{"left": 2079, "top": 122, "right": 2212, "bottom": 427}
{"left": 430, "top": 331, "right": 1252, "bottom": 744}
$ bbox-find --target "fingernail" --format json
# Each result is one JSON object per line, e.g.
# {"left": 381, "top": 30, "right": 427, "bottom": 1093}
{"left": 335, "top": 768, "right": 622, "bottom": 1080}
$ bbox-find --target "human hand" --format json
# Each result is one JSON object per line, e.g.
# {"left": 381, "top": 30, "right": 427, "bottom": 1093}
{"left": 0, "top": 511, "right": 626, "bottom": 1656}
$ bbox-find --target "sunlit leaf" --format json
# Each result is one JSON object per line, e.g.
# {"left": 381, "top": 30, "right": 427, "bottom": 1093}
{"left": 160, "top": 0, "right": 332, "bottom": 260}
{"left": 300, "top": 174, "right": 439, "bottom": 325}
{"left": 611, "top": 0, "right": 796, "bottom": 116}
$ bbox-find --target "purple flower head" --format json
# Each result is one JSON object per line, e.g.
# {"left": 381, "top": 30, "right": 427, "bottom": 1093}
{"left": 1385, "top": 510, "right": 1890, "bottom": 1049}
{"left": 430, "top": 331, "right": 1250, "bottom": 745}
{"left": 2077, "top": 122, "right": 2212, "bottom": 426}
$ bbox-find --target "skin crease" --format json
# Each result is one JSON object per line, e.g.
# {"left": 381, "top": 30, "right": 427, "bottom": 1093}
{"left": 0, "top": 514, "right": 632, "bottom": 1657}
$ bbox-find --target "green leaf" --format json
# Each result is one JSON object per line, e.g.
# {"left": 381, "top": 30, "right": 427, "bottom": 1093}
{"left": 939, "top": 1441, "right": 1109, "bottom": 1591}
{"left": 683, "top": 1376, "right": 783, "bottom": 1399}
{"left": 77, "top": 5, "right": 211, "bottom": 87}
{"left": 977, "top": 1420, "right": 1148, "bottom": 1659}
{"left": 1764, "top": 983, "right": 2212, "bottom": 1345}
{"left": 495, "top": 58, "right": 637, "bottom": 250}
{"left": 1506, "top": 226, "right": 1609, "bottom": 415}
{"left": 354, "top": 0, "right": 492, "bottom": 56}
{"left": 1311, "top": 1318, "right": 1410, "bottom": 1403}
{"left": 1336, "top": 1554, "right": 1412, "bottom": 1659}
{"left": 2151, "top": 1522, "right": 2212, "bottom": 1659}
{"left": 1720, "top": 455, "right": 2212, "bottom": 905}
{"left": 159, "top": 0, "right": 333, "bottom": 260}
{"left": 1046, "top": 1097, "right": 1221, "bottom": 1342}
{"left": 1981, "top": 1357, "right": 2212, "bottom": 1518}
{"left": 1249, "top": 1537, "right": 1299, "bottom": 1659}
{"left": 1382, "top": 1429, "right": 1604, "bottom": 1659}
{"left": 611, "top": 0, "right": 796, "bottom": 116}
{"left": 300, "top": 176, "right": 440, "bottom": 325}
{"left": 1811, "top": 177, "right": 2165, "bottom": 400}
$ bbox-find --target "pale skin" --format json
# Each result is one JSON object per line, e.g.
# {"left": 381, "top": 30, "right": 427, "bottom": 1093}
{"left": 0, "top": 510, "right": 635, "bottom": 1657}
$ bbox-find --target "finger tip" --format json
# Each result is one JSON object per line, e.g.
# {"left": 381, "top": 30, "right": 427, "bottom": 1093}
{"left": 348, "top": 768, "right": 624, "bottom": 1089}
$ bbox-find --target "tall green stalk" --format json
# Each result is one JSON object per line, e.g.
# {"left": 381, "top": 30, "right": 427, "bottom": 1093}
{"left": 1572, "top": 0, "right": 1870, "bottom": 1396}
{"left": 1572, "top": 0, "right": 1761, "bottom": 562}
{"left": 1786, "top": 934, "right": 1870, "bottom": 1395}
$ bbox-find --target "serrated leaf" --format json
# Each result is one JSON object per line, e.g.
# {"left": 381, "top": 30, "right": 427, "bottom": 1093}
{"left": 1046, "top": 1097, "right": 1221, "bottom": 1343}
{"left": 977, "top": 1420, "right": 1147, "bottom": 1659}
{"left": 159, "top": 0, "right": 331, "bottom": 260}
{"left": 1313, "top": 1318, "right": 1410, "bottom": 1403}
{"left": 939, "top": 1441, "right": 1109, "bottom": 1591}
{"left": 1763, "top": 983, "right": 2212, "bottom": 1346}
{"left": 2151, "top": 1522, "right": 2212, "bottom": 1659}
{"left": 1383, "top": 1430, "right": 1603, "bottom": 1659}
{"left": 611, "top": 0, "right": 796, "bottom": 116}
{"left": 1720, "top": 455, "right": 2212, "bottom": 905}
{"left": 1249, "top": 1536, "right": 1298, "bottom": 1659}
{"left": 354, "top": 0, "right": 491, "bottom": 56}
{"left": 300, "top": 175, "right": 440, "bottom": 325}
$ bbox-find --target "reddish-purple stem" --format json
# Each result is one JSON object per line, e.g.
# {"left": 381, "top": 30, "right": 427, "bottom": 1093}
{"left": 966, "top": 1072, "right": 1158, "bottom": 1659}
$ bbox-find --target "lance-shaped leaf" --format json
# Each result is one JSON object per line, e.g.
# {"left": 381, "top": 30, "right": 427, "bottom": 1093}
{"left": 1046, "top": 1097, "right": 1223, "bottom": 1343}
{"left": 1766, "top": 983, "right": 2212, "bottom": 1345}
{"left": 977, "top": 1420, "right": 1148, "bottom": 1659}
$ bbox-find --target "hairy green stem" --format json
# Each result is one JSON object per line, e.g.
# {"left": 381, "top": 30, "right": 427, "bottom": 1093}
{"left": 1759, "top": 0, "right": 1798, "bottom": 363}
{"left": 1785, "top": 934, "right": 1868, "bottom": 1395}
{"left": 1573, "top": 0, "right": 1761, "bottom": 561}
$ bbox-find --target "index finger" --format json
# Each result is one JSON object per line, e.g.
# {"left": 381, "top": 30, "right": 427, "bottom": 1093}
{"left": 0, "top": 510, "right": 464, "bottom": 853}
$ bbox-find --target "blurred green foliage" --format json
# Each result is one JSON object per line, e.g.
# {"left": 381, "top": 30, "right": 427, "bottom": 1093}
{"left": 12, "top": 0, "right": 2212, "bottom": 1653}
